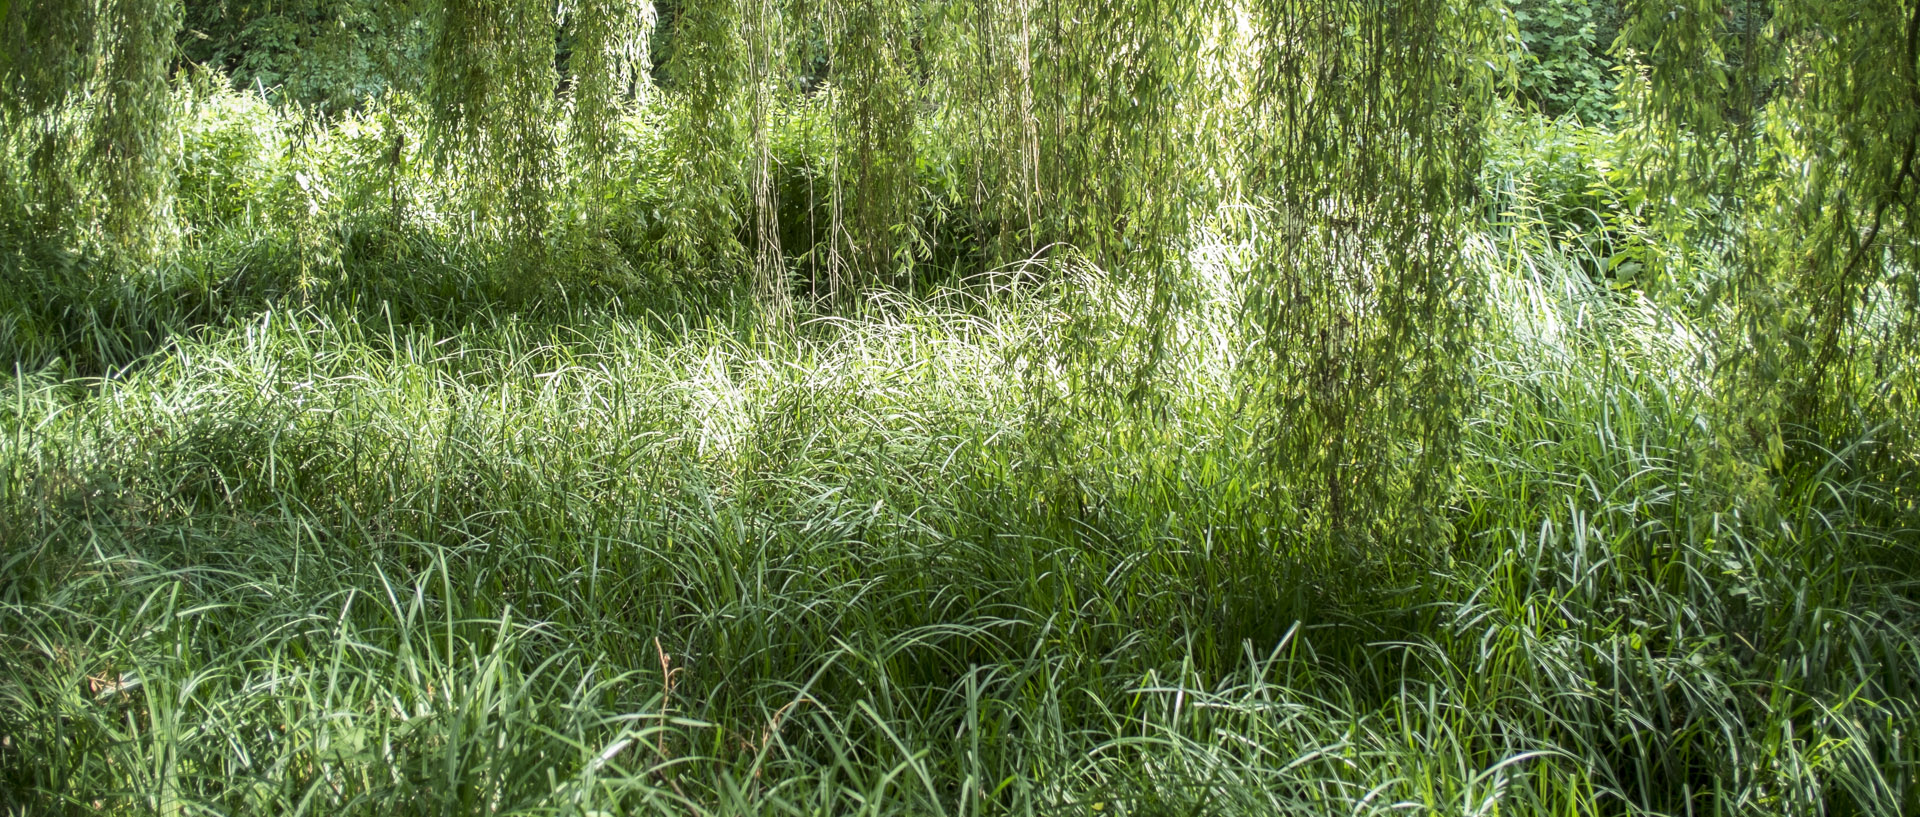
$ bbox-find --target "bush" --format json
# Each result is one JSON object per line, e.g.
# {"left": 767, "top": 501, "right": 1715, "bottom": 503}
{"left": 1484, "top": 108, "right": 1669, "bottom": 290}
{"left": 1504, "top": 0, "right": 1622, "bottom": 123}
{"left": 179, "top": 0, "right": 429, "bottom": 115}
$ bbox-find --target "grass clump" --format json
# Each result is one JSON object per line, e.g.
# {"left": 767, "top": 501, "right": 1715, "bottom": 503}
{"left": 3, "top": 216, "right": 1916, "bottom": 814}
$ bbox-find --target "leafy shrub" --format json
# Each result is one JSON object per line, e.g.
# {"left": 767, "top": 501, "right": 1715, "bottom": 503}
{"left": 1503, "top": 0, "right": 1621, "bottom": 123}
{"left": 175, "top": 73, "right": 292, "bottom": 228}
{"left": 1485, "top": 108, "right": 1660, "bottom": 289}
{"left": 178, "top": 0, "right": 428, "bottom": 115}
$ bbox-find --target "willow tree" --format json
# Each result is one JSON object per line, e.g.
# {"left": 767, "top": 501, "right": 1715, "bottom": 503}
{"left": 1030, "top": 0, "right": 1214, "bottom": 275}
{"left": 1617, "top": 0, "right": 1920, "bottom": 463}
{"left": 1240, "top": 0, "right": 1498, "bottom": 553}
{"left": 2, "top": 0, "right": 93, "bottom": 238}
{"left": 97, "top": 0, "right": 182, "bottom": 256}
{"left": 884, "top": 0, "right": 1492, "bottom": 543}
{"left": 1, "top": 0, "right": 181, "bottom": 259}
{"left": 817, "top": 0, "right": 919, "bottom": 298}
{"left": 566, "top": 0, "right": 656, "bottom": 225}
{"left": 745, "top": 0, "right": 788, "bottom": 318}
{"left": 661, "top": 0, "right": 750, "bottom": 278}
{"left": 427, "top": 0, "right": 774, "bottom": 297}
{"left": 429, "top": 0, "right": 558, "bottom": 253}
{"left": 951, "top": 0, "right": 1042, "bottom": 270}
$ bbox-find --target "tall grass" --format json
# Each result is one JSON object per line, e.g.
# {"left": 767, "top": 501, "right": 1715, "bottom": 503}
{"left": 1, "top": 70, "right": 1916, "bottom": 816}
{"left": 4, "top": 178, "right": 1916, "bottom": 813}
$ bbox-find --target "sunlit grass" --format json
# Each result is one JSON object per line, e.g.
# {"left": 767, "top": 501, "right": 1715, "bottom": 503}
{"left": 3, "top": 216, "right": 1915, "bottom": 815}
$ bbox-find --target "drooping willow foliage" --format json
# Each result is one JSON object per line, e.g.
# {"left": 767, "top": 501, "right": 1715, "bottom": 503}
{"left": 2, "top": 0, "right": 180, "bottom": 259}
{"left": 568, "top": 0, "right": 655, "bottom": 164}
{"left": 662, "top": 0, "right": 749, "bottom": 275}
{"left": 6, "top": 0, "right": 1914, "bottom": 508}
{"left": 1, "top": 0, "right": 95, "bottom": 237}
{"left": 566, "top": 0, "right": 656, "bottom": 225}
{"left": 820, "top": 0, "right": 919, "bottom": 297}
{"left": 1609, "top": 0, "right": 1920, "bottom": 465}
{"left": 1240, "top": 0, "right": 1500, "bottom": 551}
{"left": 427, "top": 0, "right": 559, "bottom": 252}
{"left": 96, "top": 0, "right": 182, "bottom": 256}
{"left": 1033, "top": 0, "right": 1213, "bottom": 271}
{"left": 947, "top": 0, "right": 1041, "bottom": 271}
{"left": 0, "top": 0, "right": 1584, "bottom": 548}
{"left": 1029, "top": 0, "right": 1221, "bottom": 394}
{"left": 744, "top": 0, "right": 787, "bottom": 317}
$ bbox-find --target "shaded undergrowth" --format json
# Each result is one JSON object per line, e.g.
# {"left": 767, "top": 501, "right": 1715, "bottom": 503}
{"left": 2, "top": 225, "right": 1916, "bottom": 815}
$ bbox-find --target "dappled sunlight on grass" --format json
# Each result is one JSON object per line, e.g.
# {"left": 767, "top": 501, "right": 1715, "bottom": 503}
{"left": 3, "top": 229, "right": 1916, "bottom": 814}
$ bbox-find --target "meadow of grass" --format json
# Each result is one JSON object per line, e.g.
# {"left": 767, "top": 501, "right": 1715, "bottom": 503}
{"left": 2, "top": 86, "right": 1918, "bottom": 816}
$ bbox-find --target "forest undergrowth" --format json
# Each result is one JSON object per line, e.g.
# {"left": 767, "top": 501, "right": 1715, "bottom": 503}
{"left": 4, "top": 5, "right": 1920, "bottom": 814}
{"left": 4, "top": 196, "right": 1917, "bottom": 816}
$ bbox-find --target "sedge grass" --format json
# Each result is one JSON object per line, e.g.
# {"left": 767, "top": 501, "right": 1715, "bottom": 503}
{"left": 2, "top": 222, "right": 1917, "bottom": 816}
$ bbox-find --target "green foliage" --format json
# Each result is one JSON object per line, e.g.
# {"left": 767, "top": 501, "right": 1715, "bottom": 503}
{"left": 1616, "top": 0, "right": 1920, "bottom": 461}
{"left": 1484, "top": 110, "right": 1668, "bottom": 290}
{"left": 428, "top": 0, "right": 559, "bottom": 252}
{"left": 661, "top": 0, "right": 749, "bottom": 279}
{"left": 821, "top": 0, "right": 921, "bottom": 294}
{"left": 2, "top": 0, "right": 184, "bottom": 259}
{"left": 98, "top": 0, "right": 186, "bottom": 259}
{"left": 566, "top": 0, "right": 656, "bottom": 185}
{"left": 1503, "top": 0, "right": 1621, "bottom": 122}
{"left": 1487, "top": 111, "right": 1618, "bottom": 236}
{"left": 178, "top": 0, "right": 430, "bottom": 114}
{"left": 0, "top": 0, "right": 99, "bottom": 116}
{"left": 937, "top": 0, "right": 1043, "bottom": 270}
{"left": 5, "top": 2, "right": 1920, "bottom": 814}
{"left": 743, "top": 0, "right": 788, "bottom": 318}
{"left": 1240, "top": 0, "right": 1499, "bottom": 553}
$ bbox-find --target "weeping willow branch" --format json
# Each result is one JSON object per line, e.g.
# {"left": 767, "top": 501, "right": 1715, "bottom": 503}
{"left": 430, "top": 0, "right": 558, "bottom": 253}
{"left": 821, "top": 0, "right": 919, "bottom": 299}
{"left": 662, "top": 0, "right": 750, "bottom": 280}
{"left": 1620, "top": 0, "right": 1920, "bottom": 458}
{"left": 95, "top": 0, "right": 181, "bottom": 259}
{"left": 1, "top": 0, "right": 98, "bottom": 118}
{"left": 747, "top": 0, "right": 790, "bottom": 320}
{"left": 567, "top": 0, "right": 656, "bottom": 226}
{"left": 956, "top": 0, "right": 1040, "bottom": 269}
{"left": 1242, "top": 0, "right": 1496, "bottom": 551}
{"left": 2, "top": 0, "right": 181, "bottom": 258}
{"left": 1, "top": 0, "right": 95, "bottom": 237}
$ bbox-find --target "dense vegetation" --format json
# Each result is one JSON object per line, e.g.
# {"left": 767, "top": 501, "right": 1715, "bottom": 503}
{"left": 2, "top": 0, "right": 1916, "bottom": 814}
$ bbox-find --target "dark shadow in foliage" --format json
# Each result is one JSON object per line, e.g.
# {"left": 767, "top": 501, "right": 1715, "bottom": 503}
{"left": 0, "top": 219, "right": 751, "bottom": 380}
